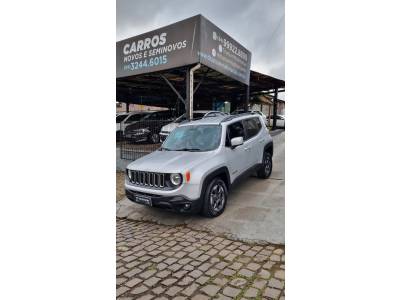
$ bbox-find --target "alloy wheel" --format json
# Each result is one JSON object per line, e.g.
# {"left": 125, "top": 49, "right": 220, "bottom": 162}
{"left": 210, "top": 183, "right": 225, "bottom": 213}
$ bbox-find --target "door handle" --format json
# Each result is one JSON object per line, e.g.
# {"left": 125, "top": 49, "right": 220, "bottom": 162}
{"left": 244, "top": 147, "right": 251, "bottom": 151}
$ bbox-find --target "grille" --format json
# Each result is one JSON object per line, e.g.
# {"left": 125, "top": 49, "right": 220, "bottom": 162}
{"left": 128, "top": 170, "right": 165, "bottom": 188}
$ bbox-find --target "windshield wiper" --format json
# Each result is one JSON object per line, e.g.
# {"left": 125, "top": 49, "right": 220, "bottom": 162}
{"left": 160, "top": 147, "right": 172, "bottom": 151}
{"left": 174, "top": 148, "right": 202, "bottom": 152}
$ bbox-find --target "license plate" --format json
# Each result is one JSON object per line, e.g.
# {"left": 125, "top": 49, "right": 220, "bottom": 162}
{"left": 134, "top": 194, "right": 152, "bottom": 206}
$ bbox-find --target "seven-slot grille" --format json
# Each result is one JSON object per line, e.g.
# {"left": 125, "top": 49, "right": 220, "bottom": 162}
{"left": 128, "top": 170, "right": 165, "bottom": 188}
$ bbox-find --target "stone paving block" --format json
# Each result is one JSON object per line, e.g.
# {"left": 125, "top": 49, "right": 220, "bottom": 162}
{"left": 117, "top": 267, "right": 128, "bottom": 276}
{"left": 275, "top": 269, "right": 285, "bottom": 280}
{"left": 152, "top": 255, "right": 166, "bottom": 263}
{"left": 151, "top": 286, "right": 165, "bottom": 295}
{"left": 165, "top": 286, "right": 183, "bottom": 297}
{"left": 221, "top": 268, "right": 236, "bottom": 276}
{"left": 125, "top": 277, "right": 142, "bottom": 288}
{"left": 143, "top": 276, "right": 161, "bottom": 287}
{"left": 178, "top": 276, "right": 195, "bottom": 286}
{"left": 124, "top": 268, "right": 141, "bottom": 278}
{"left": 198, "top": 262, "right": 212, "bottom": 272}
{"left": 230, "top": 262, "right": 243, "bottom": 270}
{"left": 244, "top": 287, "right": 259, "bottom": 298}
{"left": 238, "top": 268, "right": 254, "bottom": 278}
{"left": 196, "top": 275, "right": 210, "bottom": 285}
{"left": 268, "top": 278, "right": 284, "bottom": 289}
{"left": 205, "top": 268, "right": 219, "bottom": 277}
{"left": 223, "top": 286, "right": 241, "bottom": 297}
{"left": 273, "top": 248, "right": 284, "bottom": 255}
{"left": 270, "top": 254, "right": 280, "bottom": 262}
{"left": 229, "top": 277, "right": 248, "bottom": 288}
{"left": 117, "top": 277, "right": 127, "bottom": 285}
{"left": 165, "top": 257, "right": 178, "bottom": 265}
{"left": 136, "top": 294, "right": 154, "bottom": 300}
{"left": 259, "top": 269, "right": 271, "bottom": 279}
{"left": 191, "top": 294, "right": 210, "bottom": 300}
{"left": 247, "top": 262, "right": 261, "bottom": 271}
{"left": 252, "top": 278, "right": 267, "bottom": 289}
{"left": 189, "top": 269, "right": 203, "bottom": 278}
{"left": 168, "top": 263, "right": 183, "bottom": 272}
{"left": 173, "top": 270, "right": 188, "bottom": 279}
{"left": 213, "top": 276, "right": 228, "bottom": 286}
{"left": 181, "top": 283, "right": 199, "bottom": 296}
{"left": 156, "top": 270, "right": 172, "bottom": 278}
{"left": 161, "top": 277, "right": 178, "bottom": 286}
{"left": 225, "top": 253, "right": 237, "bottom": 262}
{"left": 139, "top": 269, "right": 157, "bottom": 279}
{"left": 126, "top": 261, "right": 141, "bottom": 269}
{"left": 215, "top": 261, "right": 228, "bottom": 270}
{"left": 131, "top": 284, "right": 148, "bottom": 295}
{"left": 201, "top": 284, "right": 221, "bottom": 297}
{"left": 264, "top": 287, "right": 281, "bottom": 299}
{"left": 116, "top": 286, "right": 129, "bottom": 297}
{"left": 183, "top": 264, "right": 195, "bottom": 271}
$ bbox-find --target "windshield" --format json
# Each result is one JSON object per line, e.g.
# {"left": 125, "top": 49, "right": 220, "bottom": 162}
{"left": 162, "top": 125, "right": 222, "bottom": 151}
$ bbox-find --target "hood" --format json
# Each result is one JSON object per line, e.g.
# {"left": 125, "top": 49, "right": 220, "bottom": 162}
{"left": 161, "top": 122, "right": 178, "bottom": 133}
{"left": 127, "top": 150, "right": 216, "bottom": 173}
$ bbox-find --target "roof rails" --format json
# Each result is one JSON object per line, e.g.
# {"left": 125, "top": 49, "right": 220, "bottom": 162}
{"left": 220, "top": 112, "right": 256, "bottom": 123}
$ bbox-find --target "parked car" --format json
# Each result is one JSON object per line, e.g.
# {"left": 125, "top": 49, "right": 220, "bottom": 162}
{"left": 232, "top": 109, "right": 268, "bottom": 126}
{"left": 124, "top": 110, "right": 176, "bottom": 144}
{"left": 268, "top": 114, "right": 285, "bottom": 128}
{"left": 116, "top": 111, "right": 151, "bottom": 140}
{"left": 159, "top": 110, "right": 227, "bottom": 142}
{"left": 125, "top": 114, "right": 273, "bottom": 217}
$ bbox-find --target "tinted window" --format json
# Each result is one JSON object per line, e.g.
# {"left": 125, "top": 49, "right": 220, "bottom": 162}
{"left": 125, "top": 113, "right": 146, "bottom": 123}
{"left": 243, "top": 118, "right": 262, "bottom": 140}
{"left": 226, "top": 121, "right": 245, "bottom": 146}
{"left": 116, "top": 114, "right": 128, "bottom": 123}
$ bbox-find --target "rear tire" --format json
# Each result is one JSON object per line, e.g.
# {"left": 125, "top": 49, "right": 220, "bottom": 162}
{"left": 202, "top": 178, "right": 228, "bottom": 218}
{"left": 257, "top": 151, "right": 272, "bottom": 179}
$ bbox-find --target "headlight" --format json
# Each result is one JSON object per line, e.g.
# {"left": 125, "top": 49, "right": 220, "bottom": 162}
{"left": 170, "top": 173, "right": 182, "bottom": 186}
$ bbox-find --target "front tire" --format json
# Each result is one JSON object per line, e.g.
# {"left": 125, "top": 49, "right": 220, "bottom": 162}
{"left": 202, "top": 178, "right": 228, "bottom": 218}
{"left": 257, "top": 151, "right": 272, "bottom": 179}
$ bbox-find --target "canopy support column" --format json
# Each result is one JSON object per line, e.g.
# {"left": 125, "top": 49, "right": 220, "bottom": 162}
{"left": 186, "top": 64, "right": 201, "bottom": 120}
{"left": 272, "top": 87, "right": 278, "bottom": 130}
{"left": 245, "top": 84, "right": 250, "bottom": 112}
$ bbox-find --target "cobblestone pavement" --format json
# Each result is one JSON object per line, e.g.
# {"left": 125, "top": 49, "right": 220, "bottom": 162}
{"left": 117, "top": 219, "right": 285, "bottom": 300}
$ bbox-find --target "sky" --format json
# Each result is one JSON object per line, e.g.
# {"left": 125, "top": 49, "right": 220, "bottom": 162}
{"left": 116, "top": 0, "right": 285, "bottom": 80}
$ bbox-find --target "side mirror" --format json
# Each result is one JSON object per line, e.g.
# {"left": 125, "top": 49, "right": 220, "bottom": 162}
{"left": 230, "top": 136, "right": 243, "bottom": 148}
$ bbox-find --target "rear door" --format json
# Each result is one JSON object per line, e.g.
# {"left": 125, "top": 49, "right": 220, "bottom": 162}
{"left": 243, "top": 117, "right": 264, "bottom": 166}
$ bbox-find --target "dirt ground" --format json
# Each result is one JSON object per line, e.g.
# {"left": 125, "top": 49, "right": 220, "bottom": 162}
{"left": 116, "top": 171, "right": 125, "bottom": 202}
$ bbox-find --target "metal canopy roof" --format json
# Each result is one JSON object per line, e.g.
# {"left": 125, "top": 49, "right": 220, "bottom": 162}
{"left": 116, "top": 64, "right": 285, "bottom": 109}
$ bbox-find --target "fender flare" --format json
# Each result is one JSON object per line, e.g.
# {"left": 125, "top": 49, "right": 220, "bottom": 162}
{"left": 199, "top": 166, "right": 231, "bottom": 204}
{"left": 264, "top": 141, "right": 273, "bottom": 156}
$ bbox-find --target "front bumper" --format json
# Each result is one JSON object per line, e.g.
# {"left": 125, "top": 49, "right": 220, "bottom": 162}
{"left": 125, "top": 188, "right": 202, "bottom": 214}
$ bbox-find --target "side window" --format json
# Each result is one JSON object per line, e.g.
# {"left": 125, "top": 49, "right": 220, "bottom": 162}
{"left": 225, "top": 121, "right": 245, "bottom": 146}
{"left": 243, "top": 118, "right": 261, "bottom": 140}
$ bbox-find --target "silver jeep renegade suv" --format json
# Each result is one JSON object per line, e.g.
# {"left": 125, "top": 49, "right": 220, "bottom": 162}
{"left": 125, "top": 113, "right": 273, "bottom": 217}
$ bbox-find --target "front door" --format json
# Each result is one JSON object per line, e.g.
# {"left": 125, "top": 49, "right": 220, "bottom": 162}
{"left": 224, "top": 121, "right": 248, "bottom": 182}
